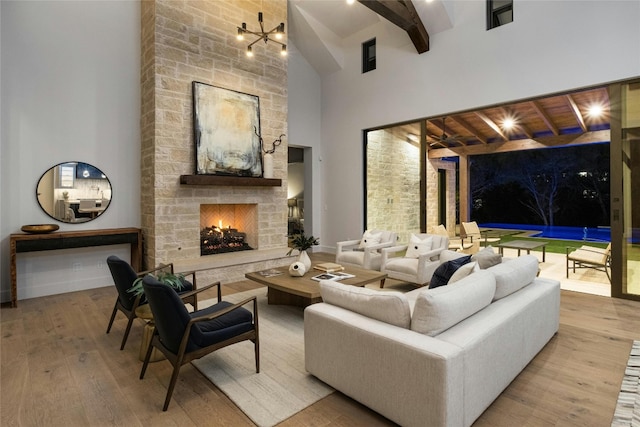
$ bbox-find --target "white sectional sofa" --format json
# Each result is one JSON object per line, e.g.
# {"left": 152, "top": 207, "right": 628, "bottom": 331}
{"left": 304, "top": 254, "right": 560, "bottom": 427}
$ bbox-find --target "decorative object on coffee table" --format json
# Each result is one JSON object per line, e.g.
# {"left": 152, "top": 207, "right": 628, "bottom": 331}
{"left": 287, "top": 233, "right": 319, "bottom": 271}
{"left": 289, "top": 261, "right": 306, "bottom": 276}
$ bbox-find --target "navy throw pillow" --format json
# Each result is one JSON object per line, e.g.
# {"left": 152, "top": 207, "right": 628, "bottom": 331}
{"left": 429, "top": 255, "right": 472, "bottom": 289}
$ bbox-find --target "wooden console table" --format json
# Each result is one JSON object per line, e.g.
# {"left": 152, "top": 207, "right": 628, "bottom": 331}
{"left": 9, "top": 227, "right": 142, "bottom": 308}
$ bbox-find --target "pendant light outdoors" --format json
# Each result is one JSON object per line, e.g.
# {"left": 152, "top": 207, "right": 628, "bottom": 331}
{"left": 237, "top": 12, "right": 286, "bottom": 58}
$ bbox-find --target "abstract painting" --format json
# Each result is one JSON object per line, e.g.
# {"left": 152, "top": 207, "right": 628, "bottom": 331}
{"left": 192, "top": 82, "right": 262, "bottom": 176}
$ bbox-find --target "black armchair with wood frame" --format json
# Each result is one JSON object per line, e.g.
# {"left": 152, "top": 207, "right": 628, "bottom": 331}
{"left": 105, "top": 255, "right": 220, "bottom": 350}
{"left": 139, "top": 275, "right": 259, "bottom": 411}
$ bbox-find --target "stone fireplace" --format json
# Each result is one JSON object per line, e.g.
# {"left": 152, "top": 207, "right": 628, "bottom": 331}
{"left": 200, "top": 204, "right": 257, "bottom": 255}
{"left": 140, "top": 0, "right": 291, "bottom": 283}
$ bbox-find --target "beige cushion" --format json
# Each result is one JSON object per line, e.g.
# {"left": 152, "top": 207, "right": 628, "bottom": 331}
{"left": 487, "top": 255, "right": 539, "bottom": 301}
{"left": 411, "top": 270, "right": 496, "bottom": 336}
{"left": 471, "top": 246, "right": 503, "bottom": 269}
{"left": 405, "top": 234, "right": 434, "bottom": 258}
{"left": 320, "top": 280, "right": 411, "bottom": 328}
{"left": 439, "top": 249, "right": 467, "bottom": 263}
{"left": 358, "top": 230, "right": 382, "bottom": 249}
{"left": 385, "top": 257, "right": 418, "bottom": 275}
{"left": 448, "top": 261, "right": 479, "bottom": 284}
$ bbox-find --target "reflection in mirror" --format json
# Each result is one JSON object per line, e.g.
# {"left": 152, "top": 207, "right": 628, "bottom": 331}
{"left": 36, "top": 162, "right": 112, "bottom": 224}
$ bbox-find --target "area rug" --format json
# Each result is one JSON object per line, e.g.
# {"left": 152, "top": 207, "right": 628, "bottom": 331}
{"left": 192, "top": 288, "right": 334, "bottom": 427}
{"left": 611, "top": 340, "right": 640, "bottom": 427}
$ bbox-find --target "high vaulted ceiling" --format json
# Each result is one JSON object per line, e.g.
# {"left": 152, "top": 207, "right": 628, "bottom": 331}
{"left": 288, "top": 1, "right": 611, "bottom": 157}
{"left": 288, "top": 0, "right": 453, "bottom": 75}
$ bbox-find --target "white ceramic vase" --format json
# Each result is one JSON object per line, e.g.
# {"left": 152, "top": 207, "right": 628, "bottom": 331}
{"left": 289, "top": 261, "right": 306, "bottom": 277}
{"left": 298, "top": 250, "right": 312, "bottom": 271}
{"left": 263, "top": 153, "right": 274, "bottom": 178}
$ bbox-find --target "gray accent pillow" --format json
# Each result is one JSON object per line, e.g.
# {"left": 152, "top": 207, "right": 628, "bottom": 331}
{"left": 471, "top": 246, "right": 503, "bottom": 269}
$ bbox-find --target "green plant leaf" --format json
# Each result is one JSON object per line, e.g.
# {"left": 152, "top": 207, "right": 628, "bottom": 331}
{"left": 128, "top": 271, "right": 186, "bottom": 296}
{"left": 287, "top": 233, "right": 319, "bottom": 255}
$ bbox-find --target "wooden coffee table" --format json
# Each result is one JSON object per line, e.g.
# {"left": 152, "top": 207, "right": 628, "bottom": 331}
{"left": 497, "top": 240, "right": 548, "bottom": 262}
{"left": 245, "top": 265, "right": 387, "bottom": 308}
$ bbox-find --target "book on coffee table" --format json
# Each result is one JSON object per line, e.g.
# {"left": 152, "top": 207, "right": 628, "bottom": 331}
{"left": 313, "top": 262, "right": 345, "bottom": 273}
{"left": 312, "top": 271, "right": 355, "bottom": 281}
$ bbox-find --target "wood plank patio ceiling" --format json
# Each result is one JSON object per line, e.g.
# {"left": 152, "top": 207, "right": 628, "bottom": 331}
{"left": 422, "top": 86, "right": 610, "bottom": 156}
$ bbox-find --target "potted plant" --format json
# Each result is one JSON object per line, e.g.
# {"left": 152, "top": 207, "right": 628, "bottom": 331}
{"left": 287, "top": 233, "right": 319, "bottom": 271}
{"left": 128, "top": 270, "right": 186, "bottom": 297}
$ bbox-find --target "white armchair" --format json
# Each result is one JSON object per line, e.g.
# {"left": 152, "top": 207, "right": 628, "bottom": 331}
{"left": 335, "top": 230, "right": 397, "bottom": 271}
{"left": 380, "top": 233, "right": 449, "bottom": 288}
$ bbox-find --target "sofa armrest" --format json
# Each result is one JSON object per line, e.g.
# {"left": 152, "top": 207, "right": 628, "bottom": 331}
{"left": 304, "top": 303, "right": 465, "bottom": 427}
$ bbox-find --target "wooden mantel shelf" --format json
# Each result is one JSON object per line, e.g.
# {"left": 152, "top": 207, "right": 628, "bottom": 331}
{"left": 180, "top": 175, "right": 281, "bottom": 187}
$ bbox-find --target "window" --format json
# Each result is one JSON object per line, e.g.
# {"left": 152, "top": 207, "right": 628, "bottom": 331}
{"left": 487, "top": 0, "right": 513, "bottom": 30}
{"left": 362, "top": 38, "right": 376, "bottom": 73}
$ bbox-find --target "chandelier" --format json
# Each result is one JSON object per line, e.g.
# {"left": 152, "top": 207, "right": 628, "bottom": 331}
{"left": 237, "top": 12, "right": 287, "bottom": 57}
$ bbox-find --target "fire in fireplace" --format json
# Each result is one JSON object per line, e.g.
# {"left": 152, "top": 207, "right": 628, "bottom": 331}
{"left": 200, "top": 225, "right": 252, "bottom": 255}
{"left": 200, "top": 204, "right": 257, "bottom": 256}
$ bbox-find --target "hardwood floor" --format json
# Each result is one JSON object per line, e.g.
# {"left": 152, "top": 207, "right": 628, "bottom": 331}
{"left": 2, "top": 253, "right": 639, "bottom": 426}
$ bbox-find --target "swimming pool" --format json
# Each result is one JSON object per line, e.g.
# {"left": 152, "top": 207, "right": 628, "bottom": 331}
{"left": 479, "top": 223, "right": 611, "bottom": 242}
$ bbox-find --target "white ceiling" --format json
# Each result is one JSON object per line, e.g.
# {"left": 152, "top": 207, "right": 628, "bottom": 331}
{"left": 288, "top": 0, "right": 455, "bottom": 75}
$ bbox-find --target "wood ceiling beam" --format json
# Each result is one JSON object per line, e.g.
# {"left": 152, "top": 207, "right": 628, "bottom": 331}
{"left": 529, "top": 101, "right": 560, "bottom": 136}
{"left": 566, "top": 94, "right": 588, "bottom": 132}
{"left": 475, "top": 112, "right": 508, "bottom": 141}
{"left": 449, "top": 116, "right": 487, "bottom": 144}
{"left": 357, "top": 0, "right": 429, "bottom": 53}
{"left": 428, "top": 129, "right": 610, "bottom": 159}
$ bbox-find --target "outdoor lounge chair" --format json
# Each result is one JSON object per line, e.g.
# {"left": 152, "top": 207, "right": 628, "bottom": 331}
{"left": 566, "top": 243, "right": 611, "bottom": 283}
{"left": 431, "top": 224, "right": 474, "bottom": 252}
{"left": 460, "top": 221, "right": 501, "bottom": 254}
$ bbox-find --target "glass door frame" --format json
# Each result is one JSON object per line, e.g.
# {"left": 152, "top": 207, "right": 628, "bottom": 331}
{"left": 610, "top": 79, "right": 640, "bottom": 301}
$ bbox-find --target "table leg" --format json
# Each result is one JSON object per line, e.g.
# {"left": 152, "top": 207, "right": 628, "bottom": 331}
{"left": 10, "top": 239, "right": 17, "bottom": 308}
{"left": 542, "top": 246, "right": 546, "bottom": 262}
{"left": 139, "top": 322, "right": 165, "bottom": 362}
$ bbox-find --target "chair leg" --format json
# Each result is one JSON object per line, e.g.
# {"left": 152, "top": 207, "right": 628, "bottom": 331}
{"left": 163, "top": 364, "right": 182, "bottom": 411}
{"left": 139, "top": 337, "right": 155, "bottom": 380}
{"left": 254, "top": 338, "right": 260, "bottom": 373}
{"left": 120, "top": 315, "right": 135, "bottom": 350}
{"left": 106, "top": 301, "right": 118, "bottom": 334}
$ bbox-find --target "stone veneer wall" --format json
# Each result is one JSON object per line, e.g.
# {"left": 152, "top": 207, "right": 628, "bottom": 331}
{"left": 140, "top": 0, "right": 289, "bottom": 280}
{"left": 366, "top": 127, "right": 458, "bottom": 242}
{"left": 366, "top": 129, "right": 421, "bottom": 243}
{"left": 426, "top": 158, "right": 456, "bottom": 235}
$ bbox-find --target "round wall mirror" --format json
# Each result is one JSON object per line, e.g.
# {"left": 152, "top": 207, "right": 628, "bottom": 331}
{"left": 36, "top": 161, "right": 112, "bottom": 223}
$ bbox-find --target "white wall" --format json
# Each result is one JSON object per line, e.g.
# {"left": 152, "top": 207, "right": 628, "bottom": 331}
{"left": 318, "top": 0, "right": 640, "bottom": 250}
{"left": 287, "top": 42, "right": 323, "bottom": 247}
{"left": 0, "top": 0, "right": 140, "bottom": 302}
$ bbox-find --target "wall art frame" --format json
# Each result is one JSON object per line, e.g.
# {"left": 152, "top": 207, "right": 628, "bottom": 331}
{"left": 192, "top": 81, "right": 263, "bottom": 177}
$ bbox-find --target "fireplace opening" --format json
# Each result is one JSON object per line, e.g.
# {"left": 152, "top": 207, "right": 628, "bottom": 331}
{"left": 200, "top": 204, "right": 257, "bottom": 256}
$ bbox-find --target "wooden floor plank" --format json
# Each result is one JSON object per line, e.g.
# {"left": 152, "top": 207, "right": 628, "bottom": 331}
{"left": 1, "top": 252, "right": 639, "bottom": 426}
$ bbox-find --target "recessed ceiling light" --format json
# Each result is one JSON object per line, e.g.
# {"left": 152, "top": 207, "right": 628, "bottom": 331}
{"left": 587, "top": 103, "right": 604, "bottom": 118}
{"left": 502, "top": 117, "right": 515, "bottom": 130}
{"left": 346, "top": 0, "right": 355, "bottom": 4}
